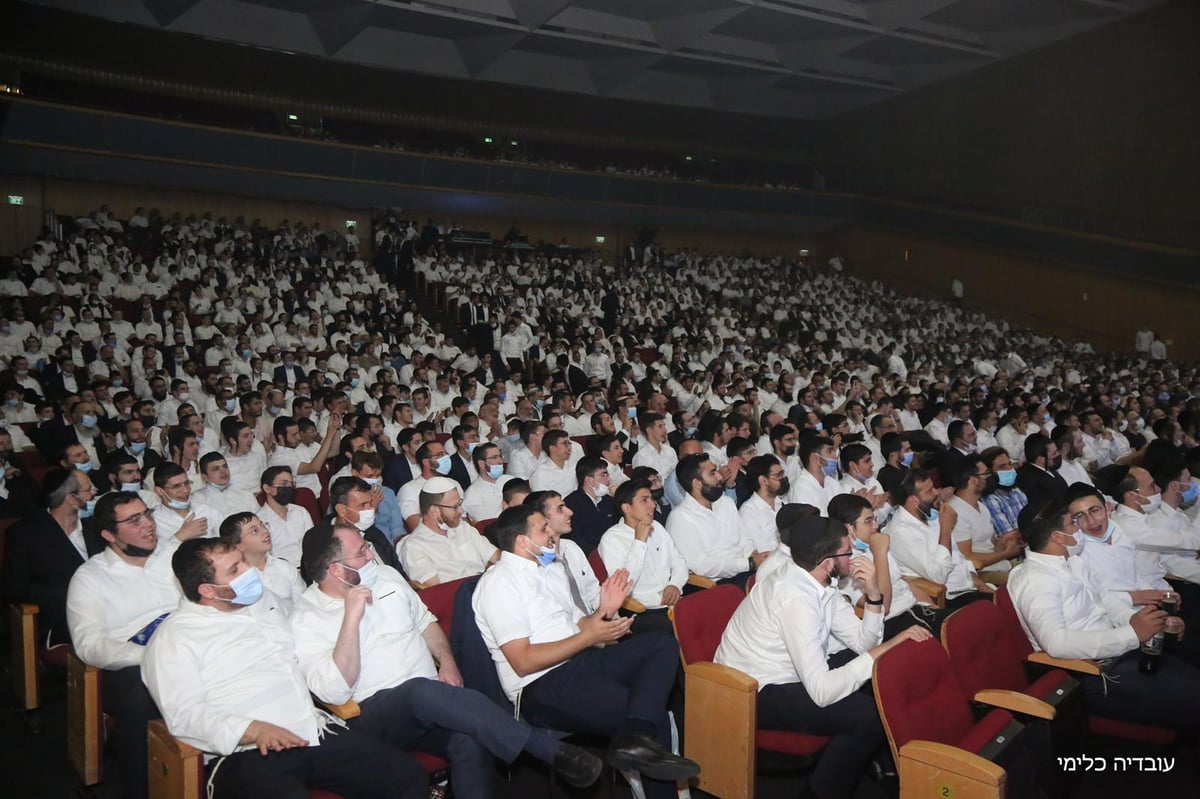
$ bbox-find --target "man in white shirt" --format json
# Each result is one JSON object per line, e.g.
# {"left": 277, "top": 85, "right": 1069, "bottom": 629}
{"left": 666, "top": 453, "right": 764, "bottom": 587}
{"left": 738, "top": 455, "right": 789, "bottom": 555}
{"left": 398, "top": 440, "right": 453, "bottom": 531}
{"left": 396, "top": 476, "right": 498, "bottom": 587}
{"left": 65, "top": 493, "right": 191, "bottom": 799}
{"left": 472, "top": 505, "right": 699, "bottom": 799}
{"left": 142, "top": 537, "right": 428, "bottom": 799}
{"left": 715, "top": 516, "right": 931, "bottom": 799}
{"left": 529, "top": 430, "right": 577, "bottom": 495}
{"left": 631, "top": 413, "right": 678, "bottom": 477}
{"left": 218, "top": 511, "right": 305, "bottom": 613}
{"left": 150, "top": 462, "right": 224, "bottom": 542}
{"left": 788, "top": 435, "right": 845, "bottom": 514}
{"left": 506, "top": 420, "right": 545, "bottom": 481}
{"left": 462, "top": 443, "right": 512, "bottom": 522}
{"left": 598, "top": 478, "right": 688, "bottom": 634}
{"left": 885, "top": 469, "right": 994, "bottom": 609}
{"left": 291, "top": 524, "right": 602, "bottom": 797}
{"left": 256, "top": 466, "right": 315, "bottom": 567}
{"left": 1053, "top": 427, "right": 1094, "bottom": 487}
{"left": 268, "top": 413, "right": 341, "bottom": 496}
{"left": 944, "top": 455, "right": 1023, "bottom": 586}
{"left": 1009, "top": 501, "right": 1200, "bottom": 731}
{"left": 194, "top": 452, "right": 259, "bottom": 519}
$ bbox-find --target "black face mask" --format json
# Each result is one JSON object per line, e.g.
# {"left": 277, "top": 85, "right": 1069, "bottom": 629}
{"left": 700, "top": 483, "right": 725, "bottom": 502}
{"left": 274, "top": 486, "right": 297, "bottom": 506}
{"left": 782, "top": 445, "right": 796, "bottom": 457}
{"left": 1049, "top": 457, "right": 1063, "bottom": 471}
{"left": 777, "top": 477, "right": 791, "bottom": 496}
{"left": 140, "top": 415, "right": 157, "bottom": 428}
{"left": 651, "top": 488, "right": 665, "bottom": 502}
{"left": 114, "top": 537, "right": 156, "bottom": 559}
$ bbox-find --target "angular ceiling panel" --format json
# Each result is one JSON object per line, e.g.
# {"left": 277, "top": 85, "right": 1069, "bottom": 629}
{"left": 13, "top": 0, "right": 1170, "bottom": 119}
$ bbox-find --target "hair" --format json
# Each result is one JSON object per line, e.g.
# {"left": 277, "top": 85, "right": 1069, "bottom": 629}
{"left": 419, "top": 483, "right": 457, "bottom": 516}
{"left": 799, "top": 435, "right": 833, "bottom": 468}
{"left": 1051, "top": 425, "right": 1076, "bottom": 456}
{"left": 769, "top": 424, "right": 793, "bottom": 444}
{"left": 472, "top": 442, "right": 499, "bottom": 471}
{"left": 272, "top": 415, "right": 297, "bottom": 440}
{"left": 574, "top": 455, "right": 606, "bottom": 486}
{"left": 629, "top": 466, "right": 661, "bottom": 484}
{"left": 675, "top": 452, "right": 709, "bottom": 496}
{"left": 173, "top": 537, "right": 238, "bottom": 602}
{"left": 746, "top": 455, "right": 778, "bottom": 494}
{"left": 414, "top": 441, "right": 440, "bottom": 465}
{"left": 351, "top": 450, "right": 384, "bottom": 472}
{"left": 167, "top": 427, "right": 196, "bottom": 457}
{"left": 502, "top": 477, "right": 530, "bottom": 505}
{"left": 1019, "top": 500, "right": 1070, "bottom": 551}
{"left": 260, "top": 465, "right": 292, "bottom": 489}
{"left": 726, "top": 435, "right": 755, "bottom": 460}
{"left": 839, "top": 442, "right": 871, "bottom": 473}
{"left": 94, "top": 492, "right": 143, "bottom": 538}
{"left": 1115, "top": 469, "right": 1140, "bottom": 502}
{"left": 44, "top": 468, "right": 82, "bottom": 510}
{"left": 892, "top": 468, "right": 932, "bottom": 508}
{"left": 870, "top": 414, "right": 892, "bottom": 436}
{"left": 494, "top": 504, "right": 539, "bottom": 552}
{"left": 329, "top": 476, "right": 371, "bottom": 516}
{"left": 198, "top": 451, "right": 226, "bottom": 474}
{"left": 218, "top": 511, "right": 257, "bottom": 544}
{"left": 880, "top": 431, "right": 905, "bottom": 460}
{"left": 612, "top": 478, "right": 652, "bottom": 515}
{"left": 827, "top": 493, "right": 872, "bottom": 528}
{"left": 1024, "top": 434, "right": 1051, "bottom": 464}
{"left": 523, "top": 490, "right": 562, "bottom": 518}
{"left": 105, "top": 451, "right": 138, "bottom": 477}
{"left": 153, "top": 462, "right": 186, "bottom": 489}
{"left": 519, "top": 419, "right": 546, "bottom": 445}
{"left": 952, "top": 454, "right": 985, "bottom": 491}
{"left": 1064, "top": 482, "right": 1106, "bottom": 509}
{"left": 947, "top": 419, "right": 969, "bottom": 445}
{"left": 542, "top": 429, "right": 569, "bottom": 451}
{"left": 303, "top": 524, "right": 351, "bottom": 584}
{"left": 789, "top": 517, "right": 848, "bottom": 570}
{"left": 638, "top": 411, "right": 664, "bottom": 430}
{"left": 396, "top": 427, "right": 420, "bottom": 449}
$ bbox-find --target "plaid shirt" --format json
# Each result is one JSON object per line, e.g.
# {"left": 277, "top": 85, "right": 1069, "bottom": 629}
{"left": 982, "top": 488, "right": 1028, "bottom": 535}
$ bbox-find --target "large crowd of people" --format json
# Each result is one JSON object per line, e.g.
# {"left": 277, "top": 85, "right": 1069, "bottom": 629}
{"left": 2, "top": 203, "right": 1200, "bottom": 799}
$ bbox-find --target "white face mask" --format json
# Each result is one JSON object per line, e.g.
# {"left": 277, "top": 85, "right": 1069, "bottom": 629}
{"left": 593, "top": 483, "right": 609, "bottom": 497}
{"left": 353, "top": 508, "right": 376, "bottom": 531}
{"left": 1062, "top": 529, "right": 1084, "bottom": 557}
{"left": 1140, "top": 493, "right": 1162, "bottom": 513}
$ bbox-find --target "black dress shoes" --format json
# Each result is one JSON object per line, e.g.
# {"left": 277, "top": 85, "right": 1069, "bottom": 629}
{"left": 553, "top": 743, "right": 604, "bottom": 788}
{"left": 604, "top": 733, "right": 701, "bottom": 782}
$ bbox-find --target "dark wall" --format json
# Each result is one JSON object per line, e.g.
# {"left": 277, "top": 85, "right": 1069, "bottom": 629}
{"left": 817, "top": 0, "right": 1200, "bottom": 248}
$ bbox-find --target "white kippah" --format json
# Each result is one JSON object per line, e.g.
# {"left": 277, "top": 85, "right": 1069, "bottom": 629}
{"left": 421, "top": 476, "right": 460, "bottom": 495}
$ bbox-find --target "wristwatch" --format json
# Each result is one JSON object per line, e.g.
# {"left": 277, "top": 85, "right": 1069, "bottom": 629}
{"left": 864, "top": 595, "right": 884, "bottom": 606}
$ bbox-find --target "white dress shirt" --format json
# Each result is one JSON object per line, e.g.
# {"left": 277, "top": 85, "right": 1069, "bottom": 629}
{"left": 1055, "top": 459, "right": 1093, "bottom": 488}
{"left": 397, "top": 475, "right": 428, "bottom": 522}
{"left": 738, "top": 493, "right": 783, "bottom": 555}
{"left": 224, "top": 450, "right": 267, "bottom": 493}
{"left": 261, "top": 553, "right": 306, "bottom": 613}
{"left": 949, "top": 495, "right": 1008, "bottom": 573}
{"left": 837, "top": 542, "right": 917, "bottom": 619}
{"left": 290, "top": 566, "right": 438, "bottom": 704}
{"left": 153, "top": 501, "right": 225, "bottom": 542}
{"left": 507, "top": 446, "right": 542, "bottom": 480}
{"left": 269, "top": 446, "right": 321, "bottom": 494}
{"left": 529, "top": 458, "right": 578, "bottom": 496}
{"left": 666, "top": 494, "right": 754, "bottom": 579}
{"left": 463, "top": 475, "right": 513, "bottom": 522}
{"left": 396, "top": 521, "right": 497, "bottom": 585}
{"left": 473, "top": 552, "right": 584, "bottom": 702}
{"left": 787, "top": 469, "right": 844, "bottom": 514}
{"left": 715, "top": 561, "right": 883, "bottom": 707}
{"left": 66, "top": 540, "right": 183, "bottom": 670}
{"left": 755, "top": 543, "right": 793, "bottom": 584}
{"left": 193, "top": 484, "right": 260, "bottom": 520}
{"left": 142, "top": 595, "right": 321, "bottom": 757}
{"left": 556, "top": 538, "right": 601, "bottom": 613}
{"left": 885, "top": 507, "right": 978, "bottom": 596}
{"left": 256, "top": 502, "right": 315, "bottom": 568}
{"left": 598, "top": 520, "right": 688, "bottom": 609}
{"left": 1008, "top": 551, "right": 1138, "bottom": 661}
{"left": 631, "top": 440, "right": 678, "bottom": 477}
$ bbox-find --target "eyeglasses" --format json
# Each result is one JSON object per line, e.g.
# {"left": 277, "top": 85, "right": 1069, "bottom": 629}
{"left": 339, "top": 540, "right": 375, "bottom": 562}
{"left": 115, "top": 509, "right": 155, "bottom": 527}
{"left": 434, "top": 500, "right": 465, "bottom": 510}
{"left": 1070, "top": 506, "right": 1107, "bottom": 525}
{"left": 973, "top": 470, "right": 992, "bottom": 480}
{"left": 821, "top": 550, "right": 853, "bottom": 563}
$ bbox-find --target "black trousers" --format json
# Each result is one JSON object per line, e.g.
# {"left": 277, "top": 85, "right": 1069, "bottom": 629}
{"left": 757, "top": 660, "right": 884, "bottom": 799}
{"left": 209, "top": 725, "right": 428, "bottom": 799}
{"left": 945, "top": 590, "right": 995, "bottom": 611}
{"left": 103, "top": 666, "right": 162, "bottom": 799}
{"left": 883, "top": 604, "right": 953, "bottom": 640}
{"left": 1081, "top": 650, "right": 1200, "bottom": 731}
{"left": 520, "top": 632, "right": 679, "bottom": 799}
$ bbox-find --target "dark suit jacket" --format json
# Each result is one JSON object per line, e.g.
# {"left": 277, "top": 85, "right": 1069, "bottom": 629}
{"left": 274, "top": 364, "right": 305, "bottom": 386}
{"left": 563, "top": 490, "right": 619, "bottom": 556}
{"left": 383, "top": 455, "right": 415, "bottom": 493}
{"left": 1016, "top": 464, "right": 1068, "bottom": 513}
{"left": 447, "top": 452, "right": 474, "bottom": 492}
{"left": 2, "top": 510, "right": 100, "bottom": 645}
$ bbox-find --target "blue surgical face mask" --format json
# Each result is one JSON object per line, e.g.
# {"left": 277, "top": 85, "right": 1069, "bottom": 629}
{"left": 129, "top": 441, "right": 146, "bottom": 455}
{"left": 901, "top": 451, "right": 914, "bottom": 467}
{"left": 821, "top": 457, "right": 839, "bottom": 478}
{"left": 525, "top": 539, "right": 557, "bottom": 567}
{"left": 435, "top": 454, "right": 453, "bottom": 475}
{"left": 120, "top": 481, "right": 141, "bottom": 492}
{"left": 350, "top": 378, "right": 360, "bottom": 388}
{"left": 5, "top": 398, "right": 19, "bottom": 408}
{"left": 814, "top": 422, "right": 824, "bottom": 432}
{"left": 851, "top": 537, "right": 870, "bottom": 553}
{"left": 167, "top": 497, "right": 191, "bottom": 510}
{"left": 506, "top": 433, "right": 521, "bottom": 444}
{"left": 996, "top": 469, "right": 1017, "bottom": 488}
{"left": 216, "top": 567, "right": 264, "bottom": 605}
{"left": 78, "top": 496, "right": 98, "bottom": 518}
{"left": 81, "top": 414, "right": 98, "bottom": 429}
{"left": 487, "top": 463, "right": 504, "bottom": 480}
{"left": 223, "top": 399, "right": 237, "bottom": 412}
{"left": 340, "top": 558, "right": 379, "bottom": 588}
{"left": 497, "top": 391, "right": 508, "bottom": 402}
{"left": 76, "top": 461, "right": 93, "bottom": 473}
{"left": 535, "top": 399, "right": 546, "bottom": 412}
{"left": 467, "top": 442, "right": 479, "bottom": 455}
{"left": 626, "top": 406, "right": 637, "bottom": 419}
{"left": 1090, "top": 521, "right": 1116, "bottom": 544}
{"left": 1181, "top": 481, "right": 1200, "bottom": 507}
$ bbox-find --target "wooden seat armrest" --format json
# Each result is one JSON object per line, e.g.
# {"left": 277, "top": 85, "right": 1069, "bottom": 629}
{"left": 621, "top": 597, "right": 647, "bottom": 613}
{"left": 685, "top": 661, "right": 758, "bottom": 693}
{"left": 318, "top": 699, "right": 362, "bottom": 720}
{"left": 1026, "top": 652, "right": 1102, "bottom": 675}
{"left": 973, "top": 689, "right": 1055, "bottom": 720}
{"left": 687, "top": 574, "right": 717, "bottom": 590}
{"left": 16, "top": 603, "right": 40, "bottom": 616}
{"left": 902, "top": 576, "right": 946, "bottom": 608}
{"left": 898, "top": 740, "right": 1006, "bottom": 785}
{"left": 148, "top": 720, "right": 202, "bottom": 759}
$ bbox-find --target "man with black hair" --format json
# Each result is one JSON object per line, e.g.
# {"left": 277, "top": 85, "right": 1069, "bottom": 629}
{"left": 292, "top": 523, "right": 602, "bottom": 797}
{"left": 219, "top": 511, "right": 305, "bottom": 612}
{"left": 865, "top": 412, "right": 898, "bottom": 471}
{"left": 789, "top": 435, "right": 844, "bottom": 514}
{"left": 1053, "top": 426, "right": 1093, "bottom": 487}
{"left": 875, "top": 432, "right": 911, "bottom": 497}
{"left": 398, "top": 439, "right": 452, "bottom": 530}
{"left": 268, "top": 412, "right": 342, "bottom": 495}
{"left": 143, "top": 537, "right": 428, "bottom": 799}
{"left": 67, "top": 492, "right": 184, "bottom": 799}
{"left": 738, "top": 455, "right": 789, "bottom": 556}
{"left": 1017, "top": 433, "right": 1067, "bottom": 511}
{"left": 473, "top": 505, "right": 699, "bottom": 799}
{"left": 885, "top": 469, "right": 994, "bottom": 609}
{"left": 666, "top": 452, "right": 762, "bottom": 586}
{"left": 716, "top": 515, "right": 931, "bottom": 799}
{"left": 943, "top": 455, "right": 1023, "bottom": 586}
{"left": 195, "top": 451, "right": 259, "bottom": 518}
{"left": 563, "top": 456, "right": 619, "bottom": 555}
{"left": 256, "top": 466, "right": 314, "bottom": 567}
{"left": 151, "top": 462, "right": 224, "bottom": 542}
{"left": 1009, "top": 500, "right": 1200, "bottom": 731}
{"left": 327, "top": 476, "right": 404, "bottom": 575}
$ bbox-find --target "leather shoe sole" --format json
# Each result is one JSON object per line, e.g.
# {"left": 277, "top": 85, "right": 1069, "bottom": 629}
{"left": 605, "top": 735, "right": 701, "bottom": 782}
{"left": 554, "top": 744, "right": 603, "bottom": 788}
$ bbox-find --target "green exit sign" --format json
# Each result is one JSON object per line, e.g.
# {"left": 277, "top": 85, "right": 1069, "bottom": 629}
{"left": 7, "top": 195, "right": 24, "bottom": 205}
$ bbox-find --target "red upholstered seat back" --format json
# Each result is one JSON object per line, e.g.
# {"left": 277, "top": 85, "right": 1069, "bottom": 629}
{"left": 994, "top": 587, "right": 1034, "bottom": 657}
{"left": 874, "top": 638, "right": 977, "bottom": 750}
{"left": 672, "top": 584, "right": 744, "bottom": 665}
{"left": 418, "top": 577, "right": 467, "bottom": 638}
{"left": 943, "top": 600, "right": 1029, "bottom": 695}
